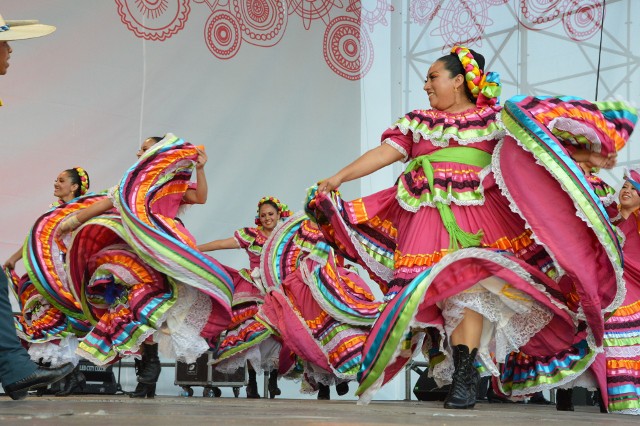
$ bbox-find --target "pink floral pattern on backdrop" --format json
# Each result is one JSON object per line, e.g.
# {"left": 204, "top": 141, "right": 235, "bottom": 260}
{"left": 410, "top": 0, "right": 443, "bottom": 25}
{"left": 115, "top": 0, "right": 191, "bottom": 41}
{"left": 346, "top": 0, "right": 394, "bottom": 33}
{"left": 231, "top": 0, "right": 288, "bottom": 47}
{"left": 115, "top": 0, "right": 609, "bottom": 80}
{"left": 562, "top": 0, "right": 605, "bottom": 41}
{"left": 430, "top": 0, "right": 492, "bottom": 47}
{"left": 324, "top": 15, "right": 373, "bottom": 80}
{"left": 289, "top": 0, "right": 341, "bottom": 30}
{"left": 517, "top": 0, "right": 569, "bottom": 30}
{"left": 205, "top": 9, "right": 242, "bottom": 59}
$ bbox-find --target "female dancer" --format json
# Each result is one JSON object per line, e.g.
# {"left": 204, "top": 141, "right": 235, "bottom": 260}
{"left": 59, "top": 136, "right": 208, "bottom": 233}
{"left": 491, "top": 98, "right": 637, "bottom": 410}
{"left": 307, "top": 46, "right": 634, "bottom": 407}
{"left": 4, "top": 167, "right": 90, "bottom": 270}
{"left": 58, "top": 135, "right": 234, "bottom": 398}
{"left": 258, "top": 212, "right": 382, "bottom": 400}
{"left": 535, "top": 165, "right": 640, "bottom": 414}
{"left": 4, "top": 167, "right": 92, "bottom": 396}
{"left": 198, "top": 196, "right": 291, "bottom": 399}
{"left": 600, "top": 168, "right": 640, "bottom": 414}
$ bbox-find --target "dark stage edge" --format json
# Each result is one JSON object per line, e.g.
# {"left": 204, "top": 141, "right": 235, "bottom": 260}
{"left": 0, "top": 395, "right": 636, "bottom": 425}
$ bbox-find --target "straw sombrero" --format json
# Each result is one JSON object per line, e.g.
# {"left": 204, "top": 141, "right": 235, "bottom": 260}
{"left": 0, "top": 13, "right": 55, "bottom": 41}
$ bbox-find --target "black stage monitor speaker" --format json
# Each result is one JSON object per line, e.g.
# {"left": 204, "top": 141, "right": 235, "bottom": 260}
{"left": 48, "top": 360, "right": 119, "bottom": 395}
{"left": 413, "top": 369, "right": 450, "bottom": 401}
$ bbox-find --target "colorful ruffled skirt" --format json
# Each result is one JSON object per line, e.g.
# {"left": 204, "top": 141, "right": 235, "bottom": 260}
{"left": 604, "top": 216, "right": 640, "bottom": 414}
{"left": 257, "top": 213, "right": 382, "bottom": 386}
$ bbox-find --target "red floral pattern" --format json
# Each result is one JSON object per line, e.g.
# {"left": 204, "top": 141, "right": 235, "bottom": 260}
{"left": 116, "top": 0, "right": 608, "bottom": 80}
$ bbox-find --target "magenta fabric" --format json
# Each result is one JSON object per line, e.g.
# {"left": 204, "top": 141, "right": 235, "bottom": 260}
{"left": 497, "top": 136, "right": 617, "bottom": 346}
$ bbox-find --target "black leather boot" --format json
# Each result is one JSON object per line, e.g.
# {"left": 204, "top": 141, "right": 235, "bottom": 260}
{"left": 129, "top": 358, "right": 143, "bottom": 398}
{"left": 138, "top": 343, "right": 161, "bottom": 384}
{"left": 246, "top": 368, "right": 261, "bottom": 398}
{"left": 317, "top": 383, "right": 330, "bottom": 400}
{"left": 129, "top": 382, "right": 156, "bottom": 398}
{"left": 55, "top": 365, "right": 86, "bottom": 396}
{"left": 268, "top": 369, "right": 280, "bottom": 399}
{"left": 529, "top": 391, "right": 552, "bottom": 405}
{"left": 556, "top": 388, "right": 574, "bottom": 411}
{"left": 486, "top": 386, "right": 514, "bottom": 403}
{"left": 130, "top": 343, "right": 160, "bottom": 398}
{"left": 443, "top": 344, "right": 479, "bottom": 409}
{"left": 336, "top": 381, "right": 349, "bottom": 396}
{"left": 4, "top": 362, "right": 74, "bottom": 400}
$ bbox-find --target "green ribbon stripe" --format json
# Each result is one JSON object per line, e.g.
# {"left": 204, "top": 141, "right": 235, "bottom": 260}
{"left": 502, "top": 111, "right": 620, "bottom": 267}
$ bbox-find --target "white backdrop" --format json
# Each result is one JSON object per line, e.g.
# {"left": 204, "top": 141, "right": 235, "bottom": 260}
{"left": 1, "top": 0, "right": 363, "bottom": 269}
{"left": 1, "top": 0, "right": 639, "bottom": 401}
{"left": 1, "top": 0, "right": 365, "bottom": 400}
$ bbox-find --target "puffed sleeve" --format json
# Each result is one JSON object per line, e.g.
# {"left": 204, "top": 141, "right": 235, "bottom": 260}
{"left": 380, "top": 112, "right": 421, "bottom": 162}
{"left": 234, "top": 227, "right": 258, "bottom": 250}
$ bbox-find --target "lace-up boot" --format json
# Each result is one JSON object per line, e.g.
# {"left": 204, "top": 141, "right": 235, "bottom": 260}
{"left": 444, "top": 344, "right": 478, "bottom": 409}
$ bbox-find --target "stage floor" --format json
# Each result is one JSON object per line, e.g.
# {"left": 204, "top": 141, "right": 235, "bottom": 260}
{"left": 0, "top": 395, "right": 636, "bottom": 426}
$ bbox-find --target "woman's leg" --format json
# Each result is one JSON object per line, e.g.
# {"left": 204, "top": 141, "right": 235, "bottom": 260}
{"left": 449, "top": 308, "right": 482, "bottom": 348}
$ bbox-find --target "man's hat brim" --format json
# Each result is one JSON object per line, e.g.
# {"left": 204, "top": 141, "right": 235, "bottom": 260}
{"left": 0, "top": 20, "right": 56, "bottom": 41}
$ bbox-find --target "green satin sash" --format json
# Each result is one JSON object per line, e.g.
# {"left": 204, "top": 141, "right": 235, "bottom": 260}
{"left": 403, "top": 147, "right": 491, "bottom": 250}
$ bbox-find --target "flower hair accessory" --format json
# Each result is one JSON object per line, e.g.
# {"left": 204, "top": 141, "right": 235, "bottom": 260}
{"left": 451, "top": 45, "right": 501, "bottom": 107}
{"left": 74, "top": 167, "right": 90, "bottom": 195}
{"left": 255, "top": 196, "right": 292, "bottom": 225}
{"left": 624, "top": 167, "right": 640, "bottom": 193}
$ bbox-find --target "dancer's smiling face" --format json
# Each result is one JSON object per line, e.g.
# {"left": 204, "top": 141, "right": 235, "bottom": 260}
{"left": 258, "top": 203, "right": 280, "bottom": 231}
{"left": 423, "top": 60, "right": 466, "bottom": 112}
{"left": 53, "top": 171, "right": 78, "bottom": 201}
{"left": 619, "top": 181, "right": 640, "bottom": 211}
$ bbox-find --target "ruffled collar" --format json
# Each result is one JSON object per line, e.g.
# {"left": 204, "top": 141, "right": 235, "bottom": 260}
{"left": 392, "top": 104, "right": 504, "bottom": 146}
